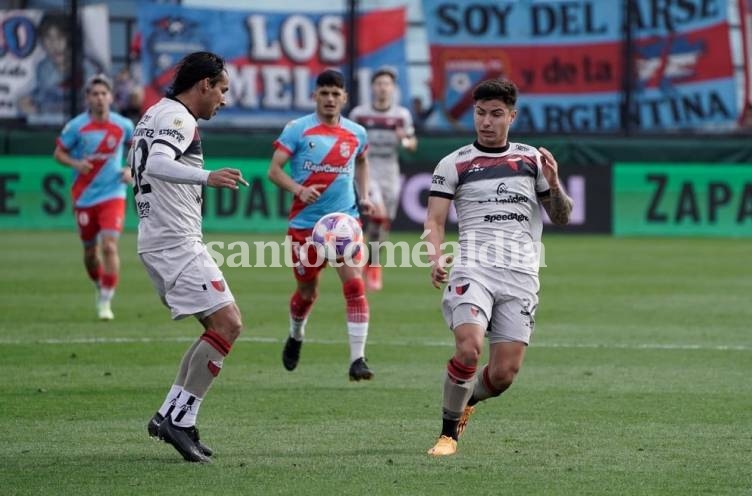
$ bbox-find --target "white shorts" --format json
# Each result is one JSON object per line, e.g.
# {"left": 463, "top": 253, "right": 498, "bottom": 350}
{"left": 441, "top": 266, "right": 539, "bottom": 344}
{"left": 140, "top": 240, "right": 235, "bottom": 320}
{"left": 369, "top": 173, "right": 401, "bottom": 221}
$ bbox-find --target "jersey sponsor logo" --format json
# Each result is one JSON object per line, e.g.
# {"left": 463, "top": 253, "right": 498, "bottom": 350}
{"left": 483, "top": 213, "right": 530, "bottom": 223}
{"left": 87, "top": 151, "right": 116, "bottom": 162}
{"left": 303, "top": 160, "right": 352, "bottom": 174}
{"left": 211, "top": 279, "right": 226, "bottom": 292}
{"left": 137, "top": 200, "right": 151, "bottom": 218}
{"left": 432, "top": 174, "right": 446, "bottom": 185}
{"left": 479, "top": 195, "right": 529, "bottom": 204}
{"left": 158, "top": 128, "right": 186, "bottom": 143}
{"left": 479, "top": 184, "right": 529, "bottom": 204}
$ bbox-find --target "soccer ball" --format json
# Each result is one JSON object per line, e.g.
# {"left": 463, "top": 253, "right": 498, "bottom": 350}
{"left": 311, "top": 212, "right": 363, "bottom": 262}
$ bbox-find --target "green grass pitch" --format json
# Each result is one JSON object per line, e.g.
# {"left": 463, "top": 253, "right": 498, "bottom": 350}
{"left": 1, "top": 231, "right": 750, "bottom": 495}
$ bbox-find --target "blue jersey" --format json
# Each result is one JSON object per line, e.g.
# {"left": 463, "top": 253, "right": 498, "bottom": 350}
{"left": 274, "top": 113, "right": 368, "bottom": 229}
{"left": 57, "top": 111, "right": 134, "bottom": 208}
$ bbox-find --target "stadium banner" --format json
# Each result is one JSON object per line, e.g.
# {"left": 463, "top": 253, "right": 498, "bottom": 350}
{"left": 613, "top": 163, "right": 752, "bottom": 237}
{"left": 393, "top": 163, "right": 612, "bottom": 233}
{"left": 0, "top": 156, "right": 291, "bottom": 232}
{"left": 421, "top": 0, "right": 749, "bottom": 132}
{"left": 0, "top": 7, "right": 111, "bottom": 125}
{"left": 138, "top": 4, "right": 409, "bottom": 128}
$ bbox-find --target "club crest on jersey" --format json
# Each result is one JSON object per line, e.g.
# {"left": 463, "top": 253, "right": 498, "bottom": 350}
{"left": 106, "top": 135, "right": 117, "bottom": 148}
{"left": 339, "top": 142, "right": 351, "bottom": 158}
{"left": 211, "top": 279, "right": 226, "bottom": 292}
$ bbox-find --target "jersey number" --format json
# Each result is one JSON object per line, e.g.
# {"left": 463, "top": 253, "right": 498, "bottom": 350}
{"left": 131, "top": 138, "right": 152, "bottom": 195}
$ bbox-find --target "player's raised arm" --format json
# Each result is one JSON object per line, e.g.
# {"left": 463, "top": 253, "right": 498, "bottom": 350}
{"left": 537, "top": 146, "right": 573, "bottom": 225}
{"left": 145, "top": 144, "right": 246, "bottom": 189}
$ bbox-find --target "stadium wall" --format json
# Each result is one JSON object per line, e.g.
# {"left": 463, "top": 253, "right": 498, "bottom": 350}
{"left": 1, "top": 130, "right": 751, "bottom": 236}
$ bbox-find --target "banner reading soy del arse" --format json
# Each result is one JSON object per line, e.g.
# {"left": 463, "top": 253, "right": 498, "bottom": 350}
{"left": 139, "top": 4, "right": 409, "bottom": 128}
{"left": 421, "top": 0, "right": 749, "bottom": 133}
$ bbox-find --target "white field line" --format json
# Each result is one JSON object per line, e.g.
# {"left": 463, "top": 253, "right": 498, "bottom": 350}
{"left": 0, "top": 336, "right": 750, "bottom": 351}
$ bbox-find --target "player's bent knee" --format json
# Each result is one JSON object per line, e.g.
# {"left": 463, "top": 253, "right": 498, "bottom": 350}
{"left": 455, "top": 346, "right": 481, "bottom": 366}
{"left": 207, "top": 305, "right": 243, "bottom": 344}
{"left": 487, "top": 366, "right": 519, "bottom": 391}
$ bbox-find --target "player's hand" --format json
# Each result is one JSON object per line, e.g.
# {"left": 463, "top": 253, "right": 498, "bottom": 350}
{"left": 120, "top": 167, "right": 132, "bottom": 184}
{"left": 359, "top": 198, "right": 375, "bottom": 216}
{"left": 75, "top": 159, "right": 94, "bottom": 174}
{"left": 207, "top": 168, "right": 248, "bottom": 190}
{"left": 297, "top": 184, "right": 325, "bottom": 204}
{"left": 430, "top": 255, "right": 453, "bottom": 289}
{"left": 538, "top": 146, "right": 561, "bottom": 189}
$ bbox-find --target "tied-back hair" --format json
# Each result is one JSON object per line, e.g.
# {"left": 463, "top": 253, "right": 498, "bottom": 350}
{"left": 472, "top": 79, "right": 518, "bottom": 107}
{"left": 316, "top": 69, "right": 345, "bottom": 89}
{"left": 167, "top": 51, "right": 226, "bottom": 98}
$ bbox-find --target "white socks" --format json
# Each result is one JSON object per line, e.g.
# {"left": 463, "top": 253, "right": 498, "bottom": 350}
{"left": 347, "top": 322, "right": 368, "bottom": 363}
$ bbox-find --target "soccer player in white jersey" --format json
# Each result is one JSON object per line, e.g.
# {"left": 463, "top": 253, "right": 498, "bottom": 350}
{"left": 349, "top": 67, "right": 417, "bottom": 291}
{"left": 132, "top": 52, "right": 249, "bottom": 463}
{"left": 424, "top": 79, "right": 574, "bottom": 456}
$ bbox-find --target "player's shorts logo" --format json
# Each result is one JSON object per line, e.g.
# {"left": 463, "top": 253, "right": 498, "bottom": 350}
{"left": 455, "top": 283, "right": 470, "bottom": 295}
{"left": 210, "top": 279, "right": 226, "bottom": 292}
{"left": 78, "top": 211, "right": 90, "bottom": 226}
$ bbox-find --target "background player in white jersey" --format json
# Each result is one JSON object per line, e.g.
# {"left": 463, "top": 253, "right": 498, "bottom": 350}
{"left": 424, "top": 79, "right": 574, "bottom": 456}
{"left": 349, "top": 67, "right": 417, "bottom": 291}
{"left": 132, "top": 52, "right": 249, "bottom": 463}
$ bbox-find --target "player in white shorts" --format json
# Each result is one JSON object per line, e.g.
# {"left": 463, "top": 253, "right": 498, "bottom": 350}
{"left": 424, "top": 79, "right": 574, "bottom": 456}
{"left": 131, "top": 52, "right": 249, "bottom": 463}
{"left": 349, "top": 67, "right": 417, "bottom": 291}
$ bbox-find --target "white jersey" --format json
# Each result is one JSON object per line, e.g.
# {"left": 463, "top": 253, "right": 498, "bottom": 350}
{"left": 349, "top": 104, "right": 414, "bottom": 175}
{"left": 430, "top": 141, "right": 551, "bottom": 275}
{"left": 131, "top": 97, "right": 205, "bottom": 253}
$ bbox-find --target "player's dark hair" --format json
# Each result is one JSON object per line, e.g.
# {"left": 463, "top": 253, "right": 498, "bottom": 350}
{"left": 473, "top": 79, "right": 517, "bottom": 107}
{"left": 167, "top": 51, "right": 226, "bottom": 98}
{"left": 38, "top": 14, "right": 70, "bottom": 40}
{"left": 316, "top": 69, "right": 345, "bottom": 89}
{"left": 371, "top": 67, "right": 397, "bottom": 84}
